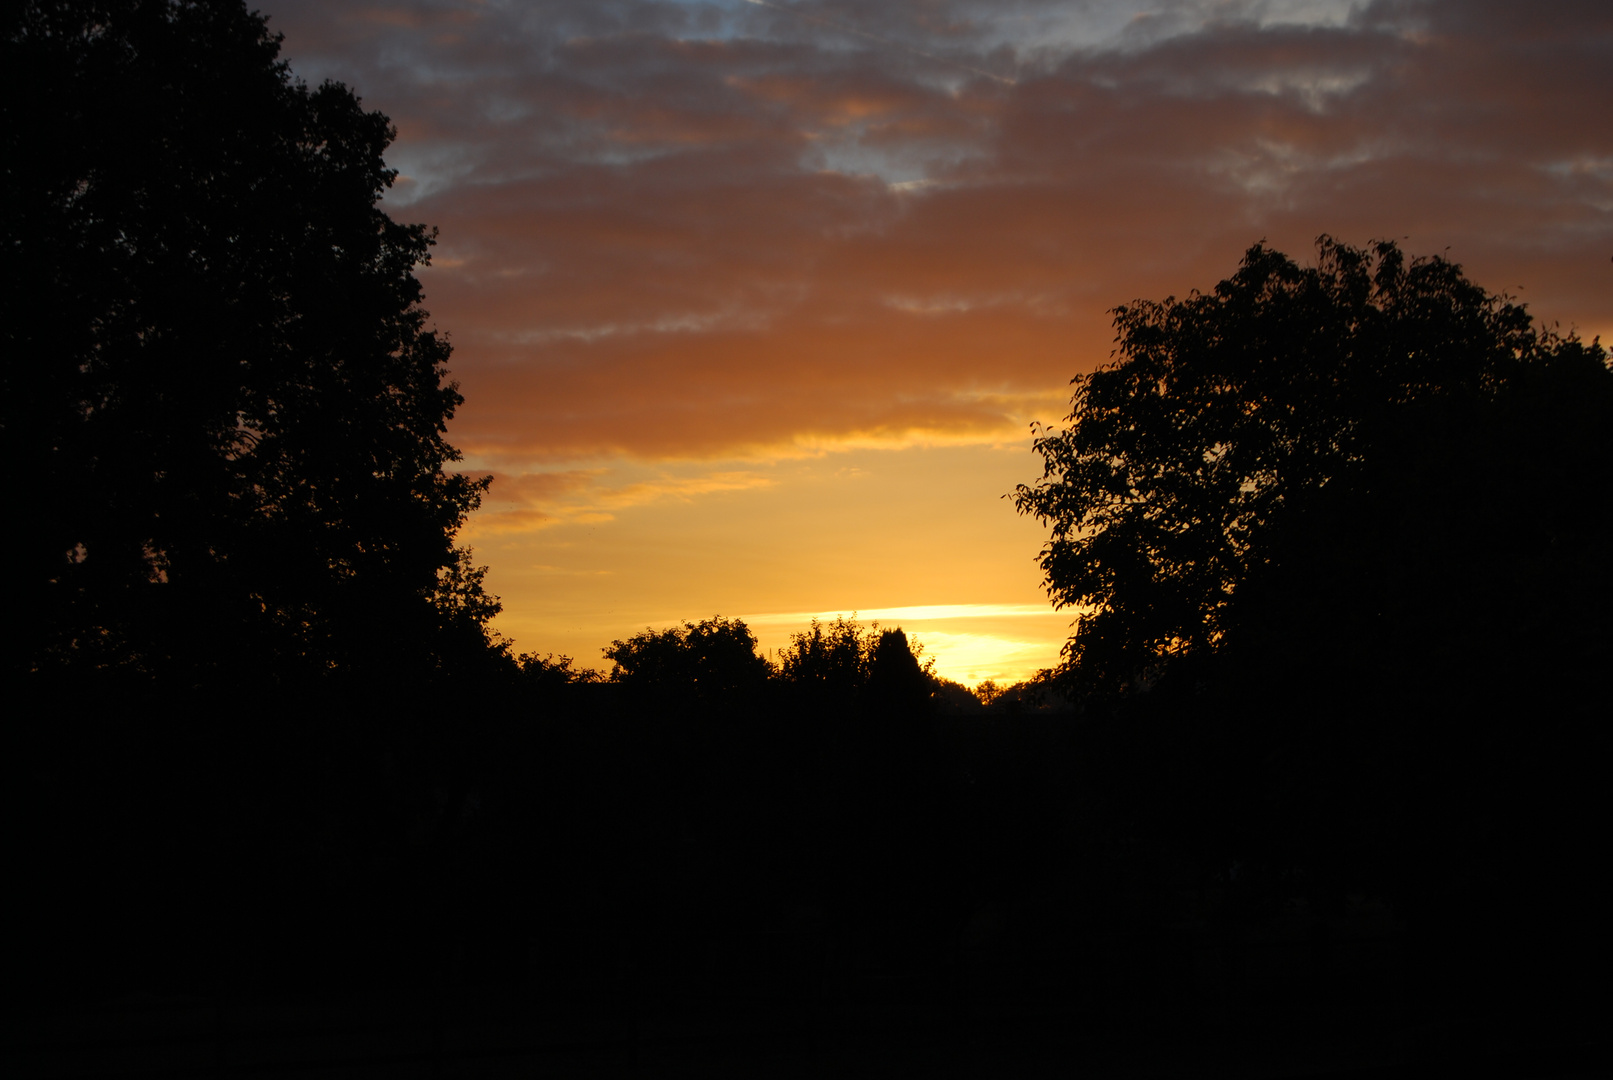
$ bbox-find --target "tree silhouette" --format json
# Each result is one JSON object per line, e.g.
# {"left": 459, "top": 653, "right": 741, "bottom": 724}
{"left": 5, "top": 0, "right": 493, "bottom": 685}
{"left": 604, "top": 616, "right": 771, "bottom": 707}
{"left": 1013, "top": 237, "right": 1611, "bottom": 1028}
{"left": 864, "top": 628, "right": 933, "bottom": 728}
{"left": 1014, "top": 236, "right": 1610, "bottom": 697}
{"left": 776, "top": 615, "right": 876, "bottom": 710}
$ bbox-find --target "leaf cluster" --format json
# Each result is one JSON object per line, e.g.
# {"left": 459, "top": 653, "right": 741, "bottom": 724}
{"left": 603, "top": 616, "right": 772, "bottom": 706}
{"left": 1014, "top": 235, "right": 1602, "bottom": 695}
{"left": 776, "top": 616, "right": 879, "bottom": 700}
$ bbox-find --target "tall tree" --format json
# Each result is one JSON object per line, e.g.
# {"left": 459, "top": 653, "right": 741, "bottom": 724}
{"left": 1013, "top": 236, "right": 1611, "bottom": 699}
{"left": 1012, "top": 241, "right": 1611, "bottom": 1015}
{"left": 4, "top": 0, "right": 494, "bottom": 685}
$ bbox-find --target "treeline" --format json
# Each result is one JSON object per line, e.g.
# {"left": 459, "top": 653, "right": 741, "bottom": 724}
{"left": 16, "top": 602, "right": 1577, "bottom": 1046}
{"left": 14, "top": 616, "right": 1040, "bottom": 997}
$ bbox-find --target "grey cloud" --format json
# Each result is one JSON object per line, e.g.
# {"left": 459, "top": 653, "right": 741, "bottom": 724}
{"left": 254, "top": 0, "right": 1612, "bottom": 462}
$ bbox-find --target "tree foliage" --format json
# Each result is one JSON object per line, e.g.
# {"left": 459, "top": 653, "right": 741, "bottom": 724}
{"left": 776, "top": 615, "right": 877, "bottom": 703}
{"left": 775, "top": 616, "right": 943, "bottom": 714}
{"left": 604, "top": 616, "right": 772, "bottom": 705}
{"left": 603, "top": 614, "right": 947, "bottom": 721}
{"left": 1014, "top": 236, "right": 1611, "bottom": 696}
{"left": 4, "top": 0, "right": 494, "bottom": 683}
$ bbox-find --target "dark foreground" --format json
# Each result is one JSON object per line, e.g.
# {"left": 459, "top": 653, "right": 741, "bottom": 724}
{"left": 10, "top": 912, "right": 1602, "bottom": 1078}
{"left": 10, "top": 668, "right": 1603, "bottom": 1079}
{"left": 10, "top": 991, "right": 1601, "bottom": 1078}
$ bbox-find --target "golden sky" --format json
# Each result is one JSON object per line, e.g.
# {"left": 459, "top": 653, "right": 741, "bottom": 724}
{"left": 265, "top": 0, "right": 1612, "bottom": 683}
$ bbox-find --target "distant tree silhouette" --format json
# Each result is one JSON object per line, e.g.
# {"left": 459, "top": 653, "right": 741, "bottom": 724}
{"left": 604, "top": 616, "right": 770, "bottom": 707}
{"left": 864, "top": 628, "right": 933, "bottom": 721}
{"left": 516, "top": 650, "right": 604, "bottom": 690}
{"left": 774, "top": 616, "right": 943, "bottom": 719}
{"left": 776, "top": 615, "right": 876, "bottom": 709}
{"left": 1014, "top": 236, "right": 1611, "bottom": 698}
{"left": 5, "top": 0, "right": 494, "bottom": 685}
{"left": 931, "top": 675, "right": 986, "bottom": 713}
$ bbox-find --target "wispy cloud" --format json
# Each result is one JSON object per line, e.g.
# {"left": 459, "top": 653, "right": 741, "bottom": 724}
{"left": 741, "top": 602, "right": 1069, "bottom": 626}
{"left": 462, "top": 466, "right": 777, "bottom": 536}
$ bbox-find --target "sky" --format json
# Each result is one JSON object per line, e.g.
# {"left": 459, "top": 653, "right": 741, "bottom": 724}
{"left": 259, "top": 0, "right": 1613, "bottom": 684}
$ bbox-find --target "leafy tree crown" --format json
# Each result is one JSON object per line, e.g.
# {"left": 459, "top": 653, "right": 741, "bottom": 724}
{"left": 1014, "top": 236, "right": 1603, "bottom": 695}
{"left": 5, "top": 0, "right": 495, "bottom": 683}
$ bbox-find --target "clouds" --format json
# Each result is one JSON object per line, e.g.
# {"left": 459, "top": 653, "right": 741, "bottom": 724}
{"left": 244, "top": 0, "right": 1611, "bottom": 678}
{"left": 262, "top": 0, "right": 1612, "bottom": 468}
{"left": 466, "top": 464, "right": 776, "bottom": 534}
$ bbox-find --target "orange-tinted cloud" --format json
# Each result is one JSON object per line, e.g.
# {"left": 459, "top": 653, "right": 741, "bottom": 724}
{"left": 263, "top": 0, "right": 1612, "bottom": 467}
{"left": 465, "top": 464, "right": 778, "bottom": 535}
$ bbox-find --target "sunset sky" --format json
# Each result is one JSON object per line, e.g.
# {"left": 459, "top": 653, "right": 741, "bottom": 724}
{"left": 262, "top": 0, "right": 1612, "bottom": 684}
